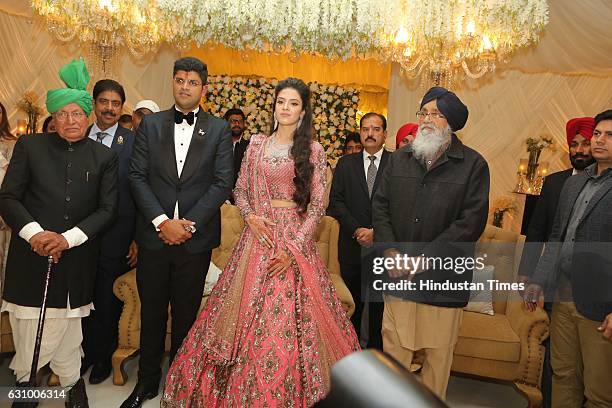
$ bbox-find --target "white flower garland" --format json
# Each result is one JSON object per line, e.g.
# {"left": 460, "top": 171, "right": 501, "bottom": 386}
{"left": 205, "top": 75, "right": 359, "bottom": 164}
{"left": 157, "top": 0, "right": 548, "bottom": 70}
{"left": 157, "top": 0, "right": 389, "bottom": 59}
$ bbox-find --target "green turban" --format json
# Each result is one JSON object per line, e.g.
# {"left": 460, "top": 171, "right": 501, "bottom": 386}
{"left": 46, "top": 58, "right": 93, "bottom": 116}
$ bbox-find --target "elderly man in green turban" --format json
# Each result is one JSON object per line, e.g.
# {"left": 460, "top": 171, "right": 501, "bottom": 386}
{"left": 0, "top": 58, "right": 118, "bottom": 408}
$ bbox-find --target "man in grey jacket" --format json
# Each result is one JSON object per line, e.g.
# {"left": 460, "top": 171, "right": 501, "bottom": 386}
{"left": 525, "top": 109, "right": 612, "bottom": 407}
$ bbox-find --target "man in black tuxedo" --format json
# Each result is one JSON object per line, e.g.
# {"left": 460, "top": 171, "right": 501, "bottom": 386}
{"left": 525, "top": 110, "right": 612, "bottom": 407}
{"left": 328, "top": 112, "right": 390, "bottom": 348}
{"left": 224, "top": 108, "right": 249, "bottom": 203}
{"left": 80, "top": 79, "right": 137, "bottom": 385}
{"left": 0, "top": 58, "right": 118, "bottom": 407}
{"left": 122, "top": 57, "right": 233, "bottom": 408}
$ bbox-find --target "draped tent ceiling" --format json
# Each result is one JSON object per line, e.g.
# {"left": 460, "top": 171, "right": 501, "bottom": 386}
{"left": 1, "top": 0, "right": 611, "bottom": 232}
{"left": 387, "top": 0, "right": 612, "bottom": 231}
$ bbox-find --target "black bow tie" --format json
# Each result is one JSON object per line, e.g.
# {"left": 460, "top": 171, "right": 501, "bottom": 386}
{"left": 175, "top": 109, "right": 198, "bottom": 126}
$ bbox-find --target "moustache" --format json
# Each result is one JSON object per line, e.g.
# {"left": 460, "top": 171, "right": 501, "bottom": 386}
{"left": 572, "top": 153, "right": 588, "bottom": 159}
{"left": 365, "top": 136, "right": 376, "bottom": 142}
{"left": 102, "top": 111, "right": 115, "bottom": 116}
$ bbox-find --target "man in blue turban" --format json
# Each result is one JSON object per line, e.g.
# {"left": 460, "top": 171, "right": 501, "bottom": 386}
{"left": 373, "top": 86, "right": 489, "bottom": 400}
{"left": 0, "top": 58, "right": 117, "bottom": 407}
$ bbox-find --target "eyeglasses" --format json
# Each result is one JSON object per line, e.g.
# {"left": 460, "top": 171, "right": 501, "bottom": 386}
{"left": 96, "top": 98, "right": 122, "bottom": 108}
{"left": 174, "top": 77, "right": 203, "bottom": 88}
{"left": 416, "top": 111, "right": 446, "bottom": 120}
{"left": 55, "top": 111, "right": 87, "bottom": 121}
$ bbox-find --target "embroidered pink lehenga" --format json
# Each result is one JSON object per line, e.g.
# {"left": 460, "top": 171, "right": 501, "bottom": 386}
{"left": 161, "top": 134, "right": 360, "bottom": 407}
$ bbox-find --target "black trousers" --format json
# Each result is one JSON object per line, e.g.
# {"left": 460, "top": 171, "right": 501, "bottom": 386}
{"left": 340, "top": 262, "right": 383, "bottom": 349}
{"left": 82, "top": 255, "right": 130, "bottom": 364}
{"left": 136, "top": 245, "right": 211, "bottom": 385}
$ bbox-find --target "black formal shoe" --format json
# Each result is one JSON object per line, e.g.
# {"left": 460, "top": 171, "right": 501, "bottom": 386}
{"left": 11, "top": 382, "right": 38, "bottom": 408}
{"left": 11, "top": 400, "right": 39, "bottom": 408}
{"left": 119, "top": 382, "right": 159, "bottom": 408}
{"left": 88, "top": 360, "right": 112, "bottom": 385}
{"left": 65, "top": 378, "right": 88, "bottom": 408}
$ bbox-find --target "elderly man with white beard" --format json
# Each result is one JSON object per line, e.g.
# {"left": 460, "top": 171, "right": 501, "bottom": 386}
{"left": 372, "top": 87, "right": 490, "bottom": 399}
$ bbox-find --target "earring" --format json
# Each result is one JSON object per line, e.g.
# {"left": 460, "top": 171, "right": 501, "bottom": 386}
{"left": 297, "top": 116, "right": 303, "bottom": 129}
{"left": 273, "top": 117, "right": 278, "bottom": 131}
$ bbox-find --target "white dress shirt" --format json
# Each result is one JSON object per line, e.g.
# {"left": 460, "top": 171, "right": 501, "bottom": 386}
{"left": 362, "top": 147, "right": 384, "bottom": 179}
{"left": 88, "top": 122, "right": 118, "bottom": 148}
{"left": 151, "top": 107, "right": 200, "bottom": 230}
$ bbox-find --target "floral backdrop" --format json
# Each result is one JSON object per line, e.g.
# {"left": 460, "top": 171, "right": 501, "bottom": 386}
{"left": 204, "top": 75, "right": 359, "bottom": 164}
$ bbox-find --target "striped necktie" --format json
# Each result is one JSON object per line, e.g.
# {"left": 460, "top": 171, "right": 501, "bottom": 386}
{"left": 366, "top": 155, "right": 377, "bottom": 197}
{"left": 96, "top": 131, "right": 109, "bottom": 144}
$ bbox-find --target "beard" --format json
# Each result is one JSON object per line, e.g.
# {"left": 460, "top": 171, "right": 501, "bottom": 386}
{"left": 411, "top": 124, "right": 452, "bottom": 165}
{"left": 231, "top": 127, "right": 244, "bottom": 138}
{"left": 569, "top": 152, "right": 595, "bottom": 171}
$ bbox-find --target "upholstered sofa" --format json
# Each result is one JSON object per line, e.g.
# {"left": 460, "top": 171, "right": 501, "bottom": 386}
{"left": 1, "top": 312, "right": 14, "bottom": 354}
{"left": 111, "top": 204, "right": 355, "bottom": 385}
{"left": 451, "top": 225, "right": 549, "bottom": 408}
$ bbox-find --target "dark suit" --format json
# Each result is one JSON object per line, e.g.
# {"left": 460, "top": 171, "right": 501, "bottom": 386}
{"left": 229, "top": 136, "right": 249, "bottom": 204}
{"left": 82, "top": 125, "right": 136, "bottom": 366}
{"left": 518, "top": 169, "right": 573, "bottom": 278}
{"left": 233, "top": 136, "right": 249, "bottom": 188}
{"left": 129, "top": 108, "right": 233, "bottom": 385}
{"left": 328, "top": 150, "right": 390, "bottom": 348}
{"left": 530, "top": 165, "right": 612, "bottom": 407}
{"left": 0, "top": 134, "right": 118, "bottom": 308}
{"left": 531, "top": 166, "right": 612, "bottom": 321}
{"left": 517, "top": 168, "right": 573, "bottom": 408}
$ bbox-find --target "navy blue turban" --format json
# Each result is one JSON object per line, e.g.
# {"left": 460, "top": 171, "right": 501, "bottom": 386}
{"left": 420, "top": 87, "right": 469, "bottom": 132}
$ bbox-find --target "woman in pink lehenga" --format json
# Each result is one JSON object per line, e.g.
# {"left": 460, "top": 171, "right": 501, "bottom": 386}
{"left": 161, "top": 78, "right": 360, "bottom": 407}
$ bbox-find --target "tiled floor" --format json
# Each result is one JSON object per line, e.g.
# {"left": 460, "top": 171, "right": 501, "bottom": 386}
{"left": 0, "top": 354, "right": 527, "bottom": 407}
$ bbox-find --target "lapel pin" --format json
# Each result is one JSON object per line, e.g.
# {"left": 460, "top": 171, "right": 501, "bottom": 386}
{"left": 117, "top": 135, "right": 124, "bottom": 145}
{"left": 198, "top": 129, "right": 205, "bottom": 136}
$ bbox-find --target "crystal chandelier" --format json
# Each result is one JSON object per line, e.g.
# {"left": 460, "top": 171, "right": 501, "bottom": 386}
{"left": 380, "top": 0, "right": 549, "bottom": 87}
{"left": 30, "top": 0, "right": 550, "bottom": 86}
{"left": 31, "top": 0, "right": 182, "bottom": 78}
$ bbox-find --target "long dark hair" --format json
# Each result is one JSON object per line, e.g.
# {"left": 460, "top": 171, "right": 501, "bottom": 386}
{"left": 0, "top": 102, "right": 16, "bottom": 140}
{"left": 269, "top": 78, "right": 314, "bottom": 215}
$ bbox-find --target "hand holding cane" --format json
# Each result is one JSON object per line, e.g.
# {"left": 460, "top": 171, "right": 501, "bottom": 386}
{"left": 28, "top": 256, "right": 54, "bottom": 386}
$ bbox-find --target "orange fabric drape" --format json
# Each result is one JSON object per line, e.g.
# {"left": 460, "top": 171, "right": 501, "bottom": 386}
{"left": 185, "top": 44, "right": 390, "bottom": 116}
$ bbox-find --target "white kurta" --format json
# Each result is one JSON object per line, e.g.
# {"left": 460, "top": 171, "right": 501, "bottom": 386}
{"left": 2, "top": 221, "right": 92, "bottom": 386}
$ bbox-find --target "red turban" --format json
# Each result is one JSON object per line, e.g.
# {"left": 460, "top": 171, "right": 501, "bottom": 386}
{"left": 396, "top": 123, "right": 419, "bottom": 147}
{"left": 566, "top": 117, "right": 595, "bottom": 146}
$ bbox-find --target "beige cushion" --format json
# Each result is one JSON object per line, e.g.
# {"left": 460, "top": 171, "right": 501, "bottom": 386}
{"left": 212, "top": 204, "right": 244, "bottom": 270}
{"left": 455, "top": 311, "right": 521, "bottom": 363}
{"left": 0, "top": 312, "right": 14, "bottom": 353}
{"left": 476, "top": 225, "right": 521, "bottom": 314}
{"left": 464, "top": 265, "right": 495, "bottom": 316}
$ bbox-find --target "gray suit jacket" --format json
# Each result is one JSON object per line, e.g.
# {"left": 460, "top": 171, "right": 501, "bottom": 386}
{"left": 531, "top": 165, "right": 612, "bottom": 321}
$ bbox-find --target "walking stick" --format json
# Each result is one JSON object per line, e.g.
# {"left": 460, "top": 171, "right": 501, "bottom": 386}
{"left": 28, "top": 256, "right": 54, "bottom": 387}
